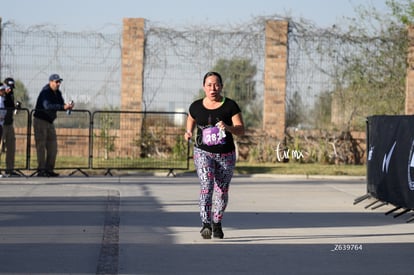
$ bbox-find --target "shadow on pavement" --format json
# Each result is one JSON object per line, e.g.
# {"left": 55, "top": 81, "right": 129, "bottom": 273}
{"left": 0, "top": 181, "right": 412, "bottom": 275}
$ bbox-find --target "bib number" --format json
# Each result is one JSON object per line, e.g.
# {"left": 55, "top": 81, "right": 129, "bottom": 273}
{"left": 202, "top": 126, "right": 225, "bottom": 146}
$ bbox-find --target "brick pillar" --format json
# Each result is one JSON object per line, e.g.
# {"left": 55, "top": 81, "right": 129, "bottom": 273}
{"left": 121, "top": 18, "right": 145, "bottom": 111}
{"left": 406, "top": 25, "right": 414, "bottom": 114}
{"left": 118, "top": 18, "right": 145, "bottom": 157}
{"left": 263, "top": 20, "right": 288, "bottom": 139}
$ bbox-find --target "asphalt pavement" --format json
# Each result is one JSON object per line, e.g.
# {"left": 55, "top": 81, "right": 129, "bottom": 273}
{"left": 0, "top": 174, "right": 413, "bottom": 275}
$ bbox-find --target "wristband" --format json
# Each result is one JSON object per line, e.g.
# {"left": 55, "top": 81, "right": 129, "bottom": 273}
{"left": 186, "top": 130, "right": 192, "bottom": 134}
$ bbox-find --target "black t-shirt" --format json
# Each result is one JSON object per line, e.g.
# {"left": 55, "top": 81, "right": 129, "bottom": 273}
{"left": 189, "top": 97, "right": 241, "bottom": 153}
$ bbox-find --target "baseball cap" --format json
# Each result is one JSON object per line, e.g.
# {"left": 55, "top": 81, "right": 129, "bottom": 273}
{"left": 49, "top": 74, "right": 63, "bottom": 82}
{"left": 0, "top": 83, "right": 7, "bottom": 90}
{"left": 4, "top": 77, "right": 15, "bottom": 89}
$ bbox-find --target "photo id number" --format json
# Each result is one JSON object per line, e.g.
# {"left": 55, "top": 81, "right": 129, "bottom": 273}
{"left": 331, "top": 244, "right": 363, "bottom": 252}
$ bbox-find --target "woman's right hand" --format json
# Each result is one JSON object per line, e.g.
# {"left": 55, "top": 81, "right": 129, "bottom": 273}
{"left": 184, "top": 130, "right": 192, "bottom": 141}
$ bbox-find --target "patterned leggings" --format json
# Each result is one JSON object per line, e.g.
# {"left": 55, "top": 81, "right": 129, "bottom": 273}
{"left": 193, "top": 147, "right": 236, "bottom": 224}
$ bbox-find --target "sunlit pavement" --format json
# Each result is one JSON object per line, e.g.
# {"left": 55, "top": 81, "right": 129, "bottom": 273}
{"left": 0, "top": 174, "right": 412, "bottom": 274}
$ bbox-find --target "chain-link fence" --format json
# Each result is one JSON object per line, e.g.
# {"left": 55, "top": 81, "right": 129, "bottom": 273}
{"left": 2, "top": 18, "right": 400, "bottom": 129}
{"left": 1, "top": 16, "right": 403, "bottom": 165}
{"left": 142, "top": 20, "right": 266, "bottom": 117}
{"left": 0, "top": 21, "right": 122, "bottom": 111}
{"left": 286, "top": 20, "right": 405, "bottom": 131}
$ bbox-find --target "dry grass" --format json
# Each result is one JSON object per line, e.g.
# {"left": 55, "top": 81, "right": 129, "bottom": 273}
{"left": 233, "top": 162, "right": 366, "bottom": 176}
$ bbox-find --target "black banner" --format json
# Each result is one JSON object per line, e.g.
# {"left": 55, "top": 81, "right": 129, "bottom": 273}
{"left": 367, "top": 115, "right": 414, "bottom": 209}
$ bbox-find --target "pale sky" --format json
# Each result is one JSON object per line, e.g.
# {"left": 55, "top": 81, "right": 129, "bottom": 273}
{"left": 1, "top": 0, "right": 389, "bottom": 31}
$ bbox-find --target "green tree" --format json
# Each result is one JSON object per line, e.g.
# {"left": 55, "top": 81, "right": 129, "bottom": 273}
{"left": 212, "top": 58, "right": 257, "bottom": 108}
{"left": 96, "top": 114, "right": 116, "bottom": 160}
{"left": 11, "top": 79, "right": 32, "bottom": 127}
{"left": 387, "top": 0, "right": 414, "bottom": 24}
{"left": 13, "top": 79, "right": 31, "bottom": 110}
{"left": 325, "top": 1, "right": 407, "bottom": 131}
{"left": 286, "top": 91, "right": 306, "bottom": 128}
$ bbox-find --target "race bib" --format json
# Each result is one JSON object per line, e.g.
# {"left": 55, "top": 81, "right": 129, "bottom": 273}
{"left": 202, "top": 126, "right": 225, "bottom": 146}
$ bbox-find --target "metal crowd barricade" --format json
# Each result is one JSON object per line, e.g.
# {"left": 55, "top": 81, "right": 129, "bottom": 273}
{"left": 3, "top": 110, "right": 189, "bottom": 177}
{"left": 91, "top": 111, "right": 189, "bottom": 176}
{"left": 29, "top": 109, "right": 92, "bottom": 176}
{"left": 0, "top": 108, "right": 30, "bottom": 175}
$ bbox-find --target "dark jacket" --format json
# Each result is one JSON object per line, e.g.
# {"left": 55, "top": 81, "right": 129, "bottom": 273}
{"left": 33, "top": 84, "right": 65, "bottom": 123}
{"left": 3, "top": 91, "right": 15, "bottom": 125}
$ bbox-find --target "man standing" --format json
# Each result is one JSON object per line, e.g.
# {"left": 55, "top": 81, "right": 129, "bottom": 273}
{"left": 2, "top": 77, "right": 20, "bottom": 177}
{"left": 33, "top": 74, "right": 74, "bottom": 177}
